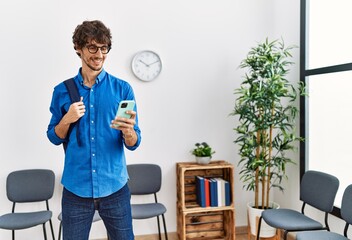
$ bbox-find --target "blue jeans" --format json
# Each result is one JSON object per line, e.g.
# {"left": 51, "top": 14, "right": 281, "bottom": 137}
{"left": 62, "top": 184, "right": 134, "bottom": 240}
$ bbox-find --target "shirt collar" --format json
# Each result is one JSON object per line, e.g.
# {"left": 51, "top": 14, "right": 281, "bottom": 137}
{"left": 77, "top": 68, "right": 107, "bottom": 86}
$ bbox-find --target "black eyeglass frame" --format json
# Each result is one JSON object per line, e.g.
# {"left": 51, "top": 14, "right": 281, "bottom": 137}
{"left": 85, "top": 44, "right": 111, "bottom": 54}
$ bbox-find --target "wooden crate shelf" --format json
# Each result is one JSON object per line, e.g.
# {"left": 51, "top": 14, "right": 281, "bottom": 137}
{"left": 176, "top": 161, "right": 236, "bottom": 240}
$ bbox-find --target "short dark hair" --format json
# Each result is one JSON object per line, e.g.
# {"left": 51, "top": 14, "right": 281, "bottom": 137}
{"left": 72, "top": 20, "right": 112, "bottom": 52}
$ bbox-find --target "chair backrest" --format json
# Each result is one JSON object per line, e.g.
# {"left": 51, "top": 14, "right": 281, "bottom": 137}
{"left": 6, "top": 169, "right": 55, "bottom": 203}
{"left": 127, "top": 164, "right": 162, "bottom": 195}
{"left": 341, "top": 184, "right": 352, "bottom": 224}
{"left": 300, "top": 170, "right": 339, "bottom": 212}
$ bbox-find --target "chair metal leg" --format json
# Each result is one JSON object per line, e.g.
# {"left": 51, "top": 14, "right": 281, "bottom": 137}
{"left": 256, "top": 216, "right": 263, "bottom": 240}
{"left": 49, "top": 219, "right": 55, "bottom": 240}
{"left": 58, "top": 222, "right": 62, "bottom": 240}
{"left": 284, "top": 230, "right": 288, "bottom": 240}
{"left": 161, "top": 214, "right": 168, "bottom": 240}
{"left": 156, "top": 216, "right": 161, "bottom": 240}
{"left": 12, "top": 230, "right": 14, "bottom": 240}
{"left": 43, "top": 223, "right": 48, "bottom": 240}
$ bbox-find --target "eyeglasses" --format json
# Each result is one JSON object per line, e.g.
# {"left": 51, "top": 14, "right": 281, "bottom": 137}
{"left": 85, "top": 45, "right": 111, "bottom": 54}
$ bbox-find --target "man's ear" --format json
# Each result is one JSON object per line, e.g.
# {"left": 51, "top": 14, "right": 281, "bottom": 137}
{"left": 74, "top": 46, "right": 81, "bottom": 58}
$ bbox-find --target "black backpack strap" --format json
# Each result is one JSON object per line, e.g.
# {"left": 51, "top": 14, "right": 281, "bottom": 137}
{"left": 64, "top": 78, "right": 81, "bottom": 103}
{"left": 63, "top": 78, "right": 82, "bottom": 151}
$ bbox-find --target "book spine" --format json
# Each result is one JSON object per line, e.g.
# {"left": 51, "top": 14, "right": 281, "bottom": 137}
{"left": 204, "top": 178, "right": 210, "bottom": 207}
{"left": 196, "top": 176, "right": 206, "bottom": 207}
{"left": 224, "top": 180, "right": 231, "bottom": 206}
{"left": 215, "top": 178, "right": 224, "bottom": 206}
{"left": 210, "top": 178, "right": 218, "bottom": 207}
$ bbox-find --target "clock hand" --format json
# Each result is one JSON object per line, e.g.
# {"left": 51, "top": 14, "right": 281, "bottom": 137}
{"left": 139, "top": 59, "right": 150, "bottom": 67}
{"left": 149, "top": 60, "right": 160, "bottom": 66}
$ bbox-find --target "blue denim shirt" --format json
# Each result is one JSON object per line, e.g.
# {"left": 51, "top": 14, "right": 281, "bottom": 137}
{"left": 47, "top": 69, "right": 141, "bottom": 198}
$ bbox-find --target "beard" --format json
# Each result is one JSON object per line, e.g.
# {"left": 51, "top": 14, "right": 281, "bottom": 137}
{"left": 83, "top": 56, "right": 104, "bottom": 72}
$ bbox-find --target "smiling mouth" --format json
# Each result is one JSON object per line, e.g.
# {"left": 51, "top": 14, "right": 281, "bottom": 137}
{"left": 92, "top": 58, "right": 103, "bottom": 64}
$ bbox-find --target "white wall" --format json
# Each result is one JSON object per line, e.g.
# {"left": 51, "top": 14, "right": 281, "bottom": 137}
{"left": 0, "top": 0, "right": 304, "bottom": 239}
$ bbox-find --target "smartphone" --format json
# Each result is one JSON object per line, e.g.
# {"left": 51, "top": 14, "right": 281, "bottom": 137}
{"left": 116, "top": 100, "right": 135, "bottom": 119}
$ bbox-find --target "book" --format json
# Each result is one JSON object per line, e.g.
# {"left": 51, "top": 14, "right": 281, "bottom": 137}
{"left": 209, "top": 178, "right": 218, "bottom": 207}
{"left": 196, "top": 176, "right": 231, "bottom": 208}
{"left": 204, "top": 178, "right": 210, "bottom": 207}
{"left": 195, "top": 176, "right": 206, "bottom": 207}
{"left": 215, "top": 178, "right": 225, "bottom": 206}
{"left": 214, "top": 178, "right": 232, "bottom": 206}
{"left": 224, "top": 179, "right": 231, "bottom": 206}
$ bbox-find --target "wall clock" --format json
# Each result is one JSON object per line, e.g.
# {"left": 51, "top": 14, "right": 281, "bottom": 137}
{"left": 131, "top": 50, "right": 162, "bottom": 82}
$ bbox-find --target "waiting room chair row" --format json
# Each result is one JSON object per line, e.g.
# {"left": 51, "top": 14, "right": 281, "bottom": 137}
{"left": 0, "top": 164, "right": 168, "bottom": 240}
{"left": 256, "top": 170, "right": 352, "bottom": 240}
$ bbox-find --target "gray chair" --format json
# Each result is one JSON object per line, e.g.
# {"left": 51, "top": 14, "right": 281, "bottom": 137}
{"left": 0, "top": 169, "right": 55, "bottom": 240}
{"left": 57, "top": 210, "right": 102, "bottom": 240}
{"left": 256, "top": 170, "right": 339, "bottom": 240}
{"left": 127, "top": 164, "right": 168, "bottom": 240}
{"left": 296, "top": 184, "right": 352, "bottom": 240}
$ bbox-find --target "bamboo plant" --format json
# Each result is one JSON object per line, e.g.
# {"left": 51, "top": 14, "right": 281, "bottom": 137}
{"left": 231, "top": 38, "right": 305, "bottom": 209}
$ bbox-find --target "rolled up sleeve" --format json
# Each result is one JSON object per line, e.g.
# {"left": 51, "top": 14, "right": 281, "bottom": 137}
{"left": 47, "top": 86, "right": 68, "bottom": 146}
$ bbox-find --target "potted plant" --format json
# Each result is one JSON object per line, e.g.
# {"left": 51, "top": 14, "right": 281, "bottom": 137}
{"left": 230, "top": 38, "right": 305, "bottom": 237}
{"left": 191, "top": 142, "right": 215, "bottom": 164}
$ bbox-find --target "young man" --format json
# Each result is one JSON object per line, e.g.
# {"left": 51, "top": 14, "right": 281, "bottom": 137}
{"left": 47, "top": 20, "right": 141, "bottom": 240}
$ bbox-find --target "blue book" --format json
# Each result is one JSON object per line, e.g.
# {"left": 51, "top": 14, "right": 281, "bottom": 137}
{"left": 224, "top": 179, "right": 231, "bottom": 206}
{"left": 195, "top": 176, "right": 206, "bottom": 207}
{"left": 209, "top": 178, "right": 218, "bottom": 207}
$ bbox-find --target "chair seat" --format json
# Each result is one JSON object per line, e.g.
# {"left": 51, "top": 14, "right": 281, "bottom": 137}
{"left": 296, "top": 230, "right": 348, "bottom": 240}
{"left": 0, "top": 211, "right": 52, "bottom": 230}
{"left": 58, "top": 210, "right": 102, "bottom": 222}
{"left": 262, "top": 209, "right": 323, "bottom": 230}
{"left": 131, "top": 203, "right": 166, "bottom": 219}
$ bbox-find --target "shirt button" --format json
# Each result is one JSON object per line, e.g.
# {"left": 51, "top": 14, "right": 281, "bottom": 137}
{"left": 92, "top": 170, "right": 96, "bottom": 173}
{"left": 92, "top": 153, "right": 95, "bottom": 157}
{"left": 90, "top": 105, "right": 93, "bottom": 108}
{"left": 91, "top": 137, "right": 95, "bottom": 141}
{"left": 91, "top": 120, "right": 94, "bottom": 124}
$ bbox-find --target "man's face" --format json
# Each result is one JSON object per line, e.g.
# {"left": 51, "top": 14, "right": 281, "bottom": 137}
{"left": 77, "top": 40, "right": 110, "bottom": 72}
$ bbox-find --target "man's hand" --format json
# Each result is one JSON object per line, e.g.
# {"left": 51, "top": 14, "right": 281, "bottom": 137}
{"left": 66, "top": 96, "right": 85, "bottom": 124}
{"left": 111, "top": 110, "right": 137, "bottom": 146}
{"left": 54, "top": 97, "right": 85, "bottom": 139}
{"left": 111, "top": 110, "right": 136, "bottom": 132}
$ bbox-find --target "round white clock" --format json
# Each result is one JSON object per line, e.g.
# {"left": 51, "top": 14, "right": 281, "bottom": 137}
{"left": 131, "top": 50, "right": 162, "bottom": 81}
